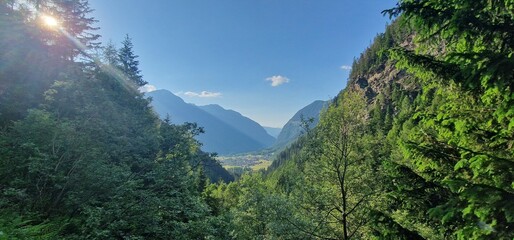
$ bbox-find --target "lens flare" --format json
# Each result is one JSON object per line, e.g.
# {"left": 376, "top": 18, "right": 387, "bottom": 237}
{"left": 42, "top": 15, "right": 59, "bottom": 28}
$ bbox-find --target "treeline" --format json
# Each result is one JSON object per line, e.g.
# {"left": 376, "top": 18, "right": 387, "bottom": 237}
{"left": 0, "top": 0, "right": 232, "bottom": 239}
{"left": 349, "top": 17, "right": 410, "bottom": 80}
{"left": 204, "top": 1, "right": 513, "bottom": 239}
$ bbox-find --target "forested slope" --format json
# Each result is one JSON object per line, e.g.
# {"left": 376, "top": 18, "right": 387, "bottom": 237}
{"left": 205, "top": 2, "right": 514, "bottom": 239}
{"left": 0, "top": 1, "right": 232, "bottom": 239}
{"left": 273, "top": 100, "right": 328, "bottom": 150}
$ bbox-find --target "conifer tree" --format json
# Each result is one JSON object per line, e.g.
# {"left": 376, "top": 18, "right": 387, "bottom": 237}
{"left": 118, "top": 34, "right": 147, "bottom": 87}
{"left": 31, "top": 0, "right": 100, "bottom": 60}
{"left": 102, "top": 40, "right": 118, "bottom": 66}
{"left": 383, "top": 1, "right": 514, "bottom": 238}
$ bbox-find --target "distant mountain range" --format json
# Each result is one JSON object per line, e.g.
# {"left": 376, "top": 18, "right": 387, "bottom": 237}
{"left": 147, "top": 89, "right": 328, "bottom": 154}
{"left": 147, "top": 89, "right": 275, "bottom": 154}
{"left": 198, "top": 104, "right": 275, "bottom": 146}
{"left": 273, "top": 100, "right": 328, "bottom": 149}
{"left": 263, "top": 127, "right": 281, "bottom": 138}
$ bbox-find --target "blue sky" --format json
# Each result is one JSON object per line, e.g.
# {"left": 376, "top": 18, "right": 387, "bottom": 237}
{"left": 89, "top": 0, "right": 397, "bottom": 128}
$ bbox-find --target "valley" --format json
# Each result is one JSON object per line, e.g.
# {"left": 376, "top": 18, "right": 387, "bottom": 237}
{"left": 217, "top": 152, "right": 273, "bottom": 172}
{"left": 1, "top": 0, "right": 511, "bottom": 239}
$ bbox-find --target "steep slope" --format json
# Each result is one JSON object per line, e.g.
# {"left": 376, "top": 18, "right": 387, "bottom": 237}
{"left": 249, "top": 13, "right": 514, "bottom": 239}
{"left": 274, "top": 100, "right": 328, "bottom": 149}
{"left": 229, "top": 21, "right": 431, "bottom": 239}
{"left": 198, "top": 104, "right": 275, "bottom": 147}
{"left": 147, "top": 89, "right": 268, "bottom": 154}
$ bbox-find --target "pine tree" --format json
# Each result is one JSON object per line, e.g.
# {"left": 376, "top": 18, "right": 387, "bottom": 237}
{"left": 33, "top": 0, "right": 100, "bottom": 60}
{"left": 118, "top": 34, "right": 147, "bottom": 87}
{"left": 102, "top": 40, "right": 118, "bottom": 66}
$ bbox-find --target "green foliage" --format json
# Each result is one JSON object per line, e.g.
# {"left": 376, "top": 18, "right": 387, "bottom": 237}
{"left": 0, "top": 5, "right": 64, "bottom": 126}
{"left": 0, "top": 211, "right": 61, "bottom": 239}
{"left": 213, "top": 91, "right": 390, "bottom": 239}
{"left": 118, "top": 34, "right": 147, "bottom": 87}
{"left": 266, "top": 136, "right": 308, "bottom": 173}
{"left": 219, "top": 3, "right": 513, "bottom": 238}
{"left": 2, "top": 0, "right": 512, "bottom": 239}
{"left": 349, "top": 18, "right": 411, "bottom": 80}
{"left": 0, "top": 1, "right": 234, "bottom": 238}
{"left": 299, "top": 90, "right": 379, "bottom": 239}
{"left": 383, "top": 0, "right": 514, "bottom": 238}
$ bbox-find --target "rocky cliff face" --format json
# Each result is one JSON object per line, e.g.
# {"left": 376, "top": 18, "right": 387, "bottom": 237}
{"left": 344, "top": 19, "right": 417, "bottom": 107}
{"left": 352, "top": 63, "right": 403, "bottom": 100}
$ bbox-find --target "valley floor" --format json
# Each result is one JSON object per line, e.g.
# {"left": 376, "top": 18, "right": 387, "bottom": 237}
{"left": 217, "top": 153, "right": 273, "bottom": 172}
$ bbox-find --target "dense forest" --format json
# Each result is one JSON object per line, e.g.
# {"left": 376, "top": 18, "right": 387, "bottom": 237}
{"left": 0, "top": 1, "right": 232, "bottom": 238}
{"left": 0, "top": 0, "right": 513, "bottom": 239}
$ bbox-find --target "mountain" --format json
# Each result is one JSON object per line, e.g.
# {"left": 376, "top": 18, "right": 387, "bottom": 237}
{"left": 274, "top": 100, "right": 328, "bottom": 149}
{"left": 147, "top": 89, "right": 272, "bottom": 154}
{"left": 263, "top": 127, "right": 281, "bottom": 138}
{"left": 198, "top": 104, "right": 275, "bottom": 146}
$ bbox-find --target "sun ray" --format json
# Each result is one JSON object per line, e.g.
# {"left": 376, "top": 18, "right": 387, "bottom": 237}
{"left": 41, "top": 15, "right": 59, "bottom": 29}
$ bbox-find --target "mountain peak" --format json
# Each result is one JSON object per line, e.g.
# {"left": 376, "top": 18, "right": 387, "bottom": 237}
{"left": 198, "top": 104, "right": 275, "bottom": 146}
{"left": 146, "top": 89, "right": 185, "bottom": 104}
{"left": 200, "top": 104, "right": 242, "bottom": 116}
{"left": 147, "top": 90, "right": 275, "bottom": 154}
{"left": 200, "top": 104, "right": 226, "bottom": 111}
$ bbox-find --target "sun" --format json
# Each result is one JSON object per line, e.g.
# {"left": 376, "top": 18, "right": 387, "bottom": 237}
{"left": 41, "top": 15, "right": 59, "bottom": 28}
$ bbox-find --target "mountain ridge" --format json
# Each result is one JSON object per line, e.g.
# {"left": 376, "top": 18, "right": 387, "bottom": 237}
{"left": 198, "top": 104, "right": 275, "bottom": 147}
{"left": 147, "top": 89, "right": 274, "bottom": 154}
{"left": 274, "top": 100, "right": 328, "bottom": 149}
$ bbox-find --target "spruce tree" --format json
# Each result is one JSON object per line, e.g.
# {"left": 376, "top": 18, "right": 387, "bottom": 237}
{"left": 102, "top": 40, "right": 119, "bottom": 66}
{"left": 33, "top": 0, "right": 100, "bottom": 60}
{"left": 118, "top": 34, "right": 147, "bottom": 87}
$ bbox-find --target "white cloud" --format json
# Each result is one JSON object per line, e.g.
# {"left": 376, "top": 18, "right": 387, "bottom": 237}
{"left": 266, "top": 75, "right": 290, "bottom": 87}
{"left": 139, "top": 84, "right": 157, "bottom": 93}
{"left": 340, "top": 65, "right": 352, "bottom": 70}
{"left": 183, "top": 91, "right": 222, "bottom": 98}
